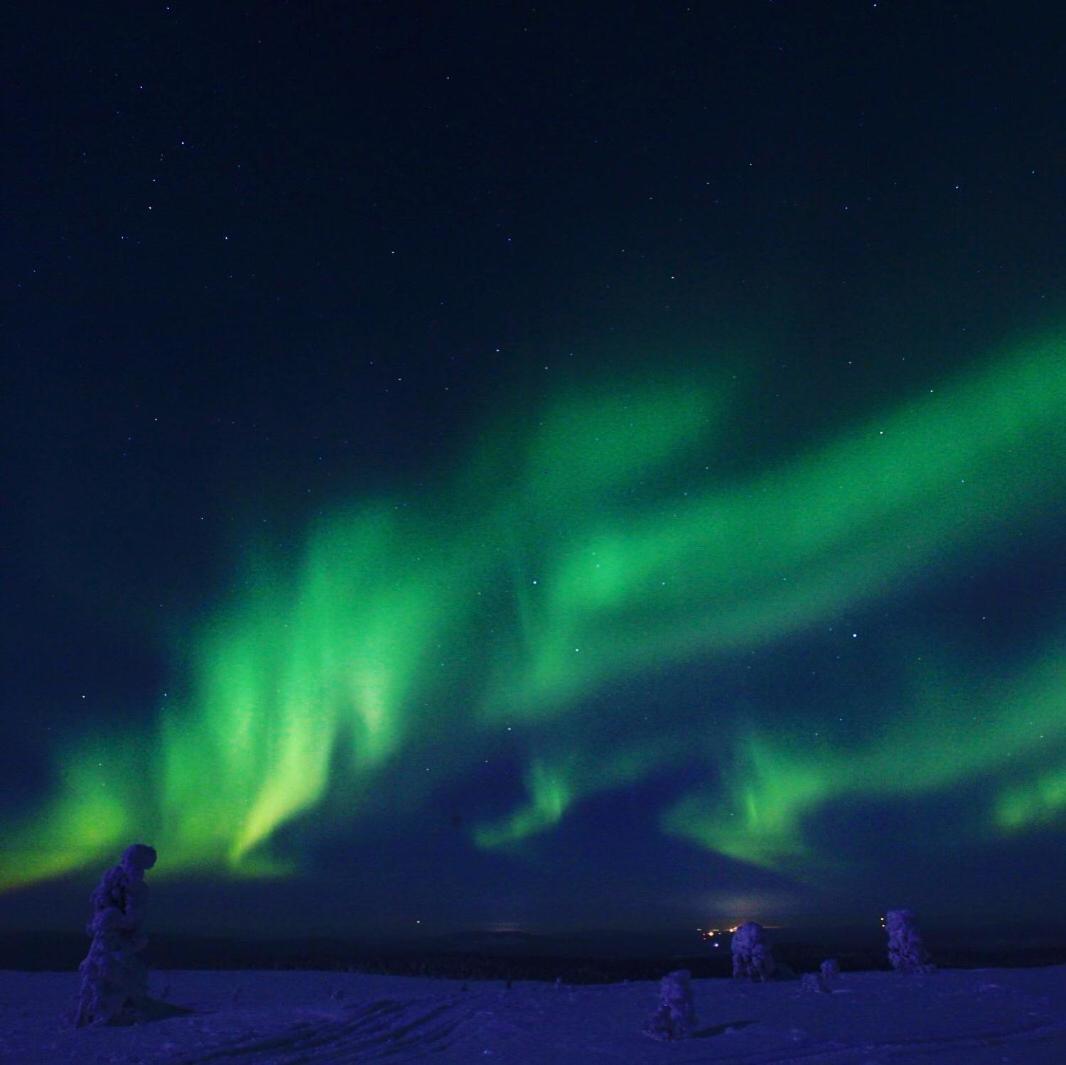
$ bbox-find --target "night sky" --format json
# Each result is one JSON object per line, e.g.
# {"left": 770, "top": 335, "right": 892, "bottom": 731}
{"left": 3, "top": 3, "right": 1065, "bottom": 940}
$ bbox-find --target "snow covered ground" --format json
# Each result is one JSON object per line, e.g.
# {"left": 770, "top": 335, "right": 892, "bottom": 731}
{"left": 1, "top": 964, "right": 1064, "bottom": 1064}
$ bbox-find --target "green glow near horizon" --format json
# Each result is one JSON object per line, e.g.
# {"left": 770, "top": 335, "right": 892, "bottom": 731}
{"left": 473, "top": 735, "right": 690, "bottom": 849}
{"left": 663, "top": 638, "right": 1066, "bottom": 871}
{"left": 1, "top": 329, "right": 1064, "bottom": 892}
{"left": 2, "top": 734, "right": 139, "bottom": 889}
{"left": 473, "top": 761, "right": 573, "bottom": 849}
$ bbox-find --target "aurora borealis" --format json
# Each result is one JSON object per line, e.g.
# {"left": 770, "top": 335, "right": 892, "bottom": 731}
{"left": 4, "top": 329, "right": 1064, "bottom": 915}
{"left": 4, "top": 4, "right": 1065, "bottom": 938}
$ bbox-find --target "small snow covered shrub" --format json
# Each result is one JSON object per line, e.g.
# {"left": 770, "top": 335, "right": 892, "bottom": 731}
{"left": 72, "top": 843, "right": 157, "bottom": 1027}
{"left": 801, "top": 957, "right": 840, "bottom": 993}
{"left": 643, "top": 969, "right": 697, "bottom": 1040}
{"left": 884, "top": 908, "right": 935, "bottom": 973}
{"left": 731, "top": 921, "right": 776, "bottom": 981}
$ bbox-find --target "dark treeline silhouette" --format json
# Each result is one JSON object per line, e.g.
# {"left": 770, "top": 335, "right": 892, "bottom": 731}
{"left": 3, "top": 928, "right": 1066, "bottom": 982}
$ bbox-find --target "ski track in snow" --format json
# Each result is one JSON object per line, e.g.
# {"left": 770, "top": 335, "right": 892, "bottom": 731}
{"left": 171, "top": 995, "right": 476, "bottom": 1063}
{"left": 0, "top": 965, "right": 1064, "bottom": 1064}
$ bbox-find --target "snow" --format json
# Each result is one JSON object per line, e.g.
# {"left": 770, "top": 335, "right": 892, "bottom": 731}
{"left": 0, "top": 964, "right": 1064, "bottom": 1063}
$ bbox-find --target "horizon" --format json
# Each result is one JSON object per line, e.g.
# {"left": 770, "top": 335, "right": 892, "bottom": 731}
{"left": 5, "top": 919, "right": 1066, "bottom": 979}
{"left": 6, "top": 862, "right": 1063, "bottom": 945}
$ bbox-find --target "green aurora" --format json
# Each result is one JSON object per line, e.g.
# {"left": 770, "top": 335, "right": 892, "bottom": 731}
{"left": 2, "top": 329, "right": 1064, "bottom": 894}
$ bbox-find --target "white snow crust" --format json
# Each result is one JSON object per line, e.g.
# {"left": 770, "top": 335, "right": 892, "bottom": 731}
{"left": 1, "top": 964, "right": 1064, "bottom": 1063}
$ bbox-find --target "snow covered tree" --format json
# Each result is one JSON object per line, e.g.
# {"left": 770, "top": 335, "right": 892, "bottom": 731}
{"left": 884, "top": 908, "right": 935, "bottom": 973}
{"left": 643, "top": 969, "right": 697, "bottom": 1040}
{"left": 72, "top": 843, "right": 157, "bottom": 1027}
{"left": 731, "top": 921, "right": 776, "bottom": 981}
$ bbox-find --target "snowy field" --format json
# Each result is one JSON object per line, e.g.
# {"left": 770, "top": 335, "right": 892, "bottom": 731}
{"left": 1, "top": 965, "right": 1064, "bottom": 1064}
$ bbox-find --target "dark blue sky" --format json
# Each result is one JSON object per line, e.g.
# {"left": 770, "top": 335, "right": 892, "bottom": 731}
{"left": 3, "top": 2, "right": 1064, "bottom": 938}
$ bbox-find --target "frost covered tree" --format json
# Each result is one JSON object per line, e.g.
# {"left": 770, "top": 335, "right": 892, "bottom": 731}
{"left": 643, "top": 969, "right": 697, "bottom": 1040}
{"left": 73, "top": 843, "right": 157, "bottom": 1027}
{"left": 884, "top": 908, "right": 935, "bottom": 973}
{"left": 731, "top": 921, "right": 776, "bottom": 981}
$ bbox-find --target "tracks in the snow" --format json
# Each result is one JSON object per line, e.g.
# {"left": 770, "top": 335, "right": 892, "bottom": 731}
{"left": 176, "top": 993, "right": 476, "bottom": 1063}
